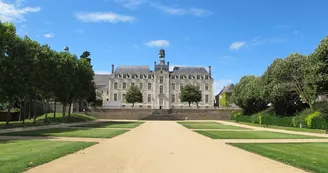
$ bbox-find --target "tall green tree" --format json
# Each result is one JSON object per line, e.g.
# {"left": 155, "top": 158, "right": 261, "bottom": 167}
{"left": 125, "top": 85, "right": 143, "bottom": 107}
{"left": 312, "top": 36, "right": 328, "bottom": 95}
{"left": 180, "top": 84, "right": 202, "bottom": 107}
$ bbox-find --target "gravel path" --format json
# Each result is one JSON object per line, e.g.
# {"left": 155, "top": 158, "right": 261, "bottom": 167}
{"left": 25, "top": 121, "right": 306, "bottom": 173}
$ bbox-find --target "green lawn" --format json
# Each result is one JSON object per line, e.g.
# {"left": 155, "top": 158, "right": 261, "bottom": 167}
{"left": 234, "top": 121, "right": 326, "bottom": 134}
{"left": 230, "top": 143, "right": 328, "bottom": 173}
{"left": 1, "top": 128, "right": 128, "bottom": 138}
{"left": 74, "top": 121, "right": 144, "bottom": 128}
{"left": 0, "top": 113, "right": 96, "bottom": 129}
{"left": 178, "top": 122, "right": 247, "bottom": 129}
{"left": 195, "top": 130, "right": 325, "bottom": 139}
{"left": 0, "top": 140, "right": 97, "bottom": 173}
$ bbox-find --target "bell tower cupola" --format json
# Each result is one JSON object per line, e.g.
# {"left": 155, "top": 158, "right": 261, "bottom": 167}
{"left": 158, "top": 49, "right": 165, "bottom": 65}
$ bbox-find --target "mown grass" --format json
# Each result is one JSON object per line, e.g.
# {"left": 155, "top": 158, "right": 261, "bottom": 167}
{"left": 178, "top": 122, "right": 247, "bottom": 129}
{"left": 0, "top": 140, "right": 97, "bottom": 173}
{"left": 230, "top": 143, "right": 328, "bottom": 173}
{"left": 231, "top": 121, "right": 326, "bottom": 134}
{"left": 0, "top": 113, "right": 96, "bottom": 129}
{"left": 75, "top": 121, "right": 144, "bottom": 128}
{"left": 195, "top": 130, "right": 325, "bottom": 139}
{"left": 1, "top": 128, "right": 128, "bottom": 138}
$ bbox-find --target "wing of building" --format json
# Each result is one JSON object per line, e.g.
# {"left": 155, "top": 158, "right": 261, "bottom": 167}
{"left": 94, "top": 49, "right": 214, "bottom": 109}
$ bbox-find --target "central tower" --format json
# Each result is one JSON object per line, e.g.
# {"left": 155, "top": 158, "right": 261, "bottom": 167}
{"left": 159, "top": 49, "right": 165, "bottom": 65}
{"left": 155, "top": 49, "right": 169, "bottom": 71}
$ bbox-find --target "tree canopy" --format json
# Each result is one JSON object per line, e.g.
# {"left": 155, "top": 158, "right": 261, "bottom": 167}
{"left": 125, "top": 85, "right": 143, "bottom": 107}
{"left": 180, "top": 84, "right": 202, "bottom": 107}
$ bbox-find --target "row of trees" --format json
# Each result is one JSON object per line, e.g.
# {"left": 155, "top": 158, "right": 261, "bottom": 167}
{"left": 0, "top": 22, "right": 96, "bottom": 125}
{"left": 232, "top": 36, "right": 328, "bottom": 115}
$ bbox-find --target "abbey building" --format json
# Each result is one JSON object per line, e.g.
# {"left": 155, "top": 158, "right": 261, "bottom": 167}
{"left": 95, "top": 49, "right": 214, "bottom": 109}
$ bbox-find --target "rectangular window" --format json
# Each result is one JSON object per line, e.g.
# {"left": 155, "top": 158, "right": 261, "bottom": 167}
{"left": 122, "top": 94, "right": 126, "bottom": 102}
{"left": 140, "top": 74, "right": 143, "bottom": 79}
{"left": 160, "top": 76, "right": 164, "bottom": 83}
{"left": 123, "top": 82, "right": 127, "bottom": 89}
{"left": 205, "top": 83, "right": 209, "bottom": 90}
{"left": 148, "top": 94, "right": 151, "bottom": 103}
{"left": 172, "top": 94, "right": 175, "bottom": 103}
{"left": 114, "top": 94, "right": 118, "bottom": 101}
{"left": 205, "top": 95, "right": 209, "bottom": 103}
{"left": 115, "top": 74, "right": 118, "bottom": 78}
{"left": 148, "top": 83, "right": 152, "bottom": 90}
{"left": 172, "top": 83, "right": 176, "bottom": 90}
{"left": 159, "top": 98, "right": 164, "bottom": 105}
{"left": 160, "top": 85, "right": 164, "bottom": 94}
{"left": 180, "top": 84, "right": 184, "bottom": 90}
{"left": 132, "top": 74, "right": 135, "bottom": 79}
{"left": 114, "top": 82, "right": 118, "bottom": 89}
{"left": 148, "top": 75, "right": 152, "bottom": 79}
{"left": 139, "top": 83, "right": 143, "bottom": 90}
{"left": 188, "top": 75, "right": 192, "bottom": 79}
{"left": 205, "top": 75, "right": 209, "bottom": 79}
{"left": 180, "top": 75, "right": 184, "bottom": 79}
{"left": 197, "top": 75, "right": 200, "bottom": 79}
{"left": 106, "top": 90, "right": 109, "bottom": 95}
{"left": 123, "top": 74, "right": 127, "bottom": 79}
{"left": 172, "top": 75, "right": 176, "bottom": 79}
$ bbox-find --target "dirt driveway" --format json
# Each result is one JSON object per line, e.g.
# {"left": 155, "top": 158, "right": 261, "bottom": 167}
{"left": 25, "top": 121, "right": 305, "bottom": 173}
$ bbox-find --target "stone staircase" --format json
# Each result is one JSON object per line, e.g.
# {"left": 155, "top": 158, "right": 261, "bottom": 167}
{"left": 142, "top": 109, "right": 185, "bottom": 121}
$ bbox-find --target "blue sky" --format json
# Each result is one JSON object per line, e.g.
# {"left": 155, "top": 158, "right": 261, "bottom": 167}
{"left": 1, "top": 0, "right": 328, "bottom": 94}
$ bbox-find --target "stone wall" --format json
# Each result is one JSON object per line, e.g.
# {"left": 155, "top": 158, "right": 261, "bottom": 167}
{"left": 86, "top": 108, "right": 240, "bottom": 120}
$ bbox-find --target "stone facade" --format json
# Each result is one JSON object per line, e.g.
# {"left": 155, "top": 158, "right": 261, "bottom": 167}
{"left": 100, "top": 49, "right": 214, "bottom": 109}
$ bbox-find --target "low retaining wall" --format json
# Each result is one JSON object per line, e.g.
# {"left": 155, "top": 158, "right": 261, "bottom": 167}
{"left": 86, "top": 108, "right": 239, "bottom": 120}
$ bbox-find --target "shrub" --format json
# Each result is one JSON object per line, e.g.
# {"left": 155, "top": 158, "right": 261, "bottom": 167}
{"left": 305, "top": 112, "right": 327, "bottom": 129}
{"left": 234, "top": 112, "right": 242, "bottom": 123}
{"left": 274, "top": 116, "right": 294, "bottom": 127}
{"left": 259, "top": 114, "right": 274, "bottom": 127}
{"left": 252, "top": 114, "right": 260, "bottom": 124}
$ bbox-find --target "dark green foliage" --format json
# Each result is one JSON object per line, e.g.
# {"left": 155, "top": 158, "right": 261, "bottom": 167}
{"left": 125, "top": 85, "right": 143, "bottom": 107}
{"left": 180, "top": 84, "right": 202, "bottom": 107}
{"left": 305, "top": 112, "right": 327, "bottom": 129}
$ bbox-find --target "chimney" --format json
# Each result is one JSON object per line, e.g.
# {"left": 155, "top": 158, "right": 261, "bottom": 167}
{"left": 209, "top": 66, "right": 212, "bottom": 77}
{"left": 154, "top": 61, "right": 156, "bottom": 69}
{"left": 112, "top": 64, "right": 114, "bottom": 74}
{"left": 167, "top": 61, "right": 170, "bottom": 67}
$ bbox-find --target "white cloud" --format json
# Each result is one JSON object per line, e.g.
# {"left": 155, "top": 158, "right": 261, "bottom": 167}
{"left": 294, "top": 30, "right": 299, "bottom": 35}
{"left": 229, "top": 42, "right": 246, "bottom": 50}
{"left": 214, "top": 80, "right": 233, "bottom": 95}
{"left": 146, "top": 40, "right": 170, "bottom": 47}
{"left": 44, "top": 33, "right": 54, "bottom": 38}
{"left": 95, "top": 71, "right": 112, "bottom": 75}
{"left": 75, "top": 12, "right": 136, "bottom": 23}
{"left": 114, "top": 0, "right": 146, "bottom": 9}
{"left": 152, "top": 4, "right": 212, "bottom": 17}
{"left": 0, "top": 1, "right": 40, "bottom": 22}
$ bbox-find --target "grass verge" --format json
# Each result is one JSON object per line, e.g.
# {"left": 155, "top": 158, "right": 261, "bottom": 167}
{"left": 0, "top": 140, "right": 96, "bottom": 173}
{"left": 75, "top": 121, "right": 144, "bottom": 128}
{"left": 0, "top": 113, "right": 96, "bottom": 129}
{"left": 1, "top": 128, "right": 128, "bottom": 138}
{"left": 195, "top": 130, "right": 325, "bottom": 139}
{"left": 178, "top": 122, "right": 247, "bottom": 129}
{"left": 229, "top": 143, "right": 328, "bottom": 173}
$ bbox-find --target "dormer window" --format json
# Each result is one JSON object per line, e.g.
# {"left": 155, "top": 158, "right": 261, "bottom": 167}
{"left": 205, "top": 75, "right": 209, "bottom": 79}
{"left": 123, "top": 74, "right": 127, "bottom": 79}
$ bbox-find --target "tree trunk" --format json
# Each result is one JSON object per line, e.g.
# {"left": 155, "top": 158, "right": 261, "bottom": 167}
{"left": 54, "top": 100, "right": 57, "bottom": 119}
{"left": 23, "top": 100, "right": 27, "bottom": 124}
{"left": 188, "top": 102, "right": 191, "bottom": 107}
{"left": 19, "top": 103, "right": 22, "bottom": 122}
{"left": 28, "top": 102, "right": 31, "bottom": 120}
{"left": 68, "top": 103, "right": 72, "bottom": 118}
{"left": 33, "top": 100, "right": 37, "bottom": 124}
{"left": 6, "top": 106, "right": 11, "bottom": 126}
{"left": 44, "top": 100, "right": 49, "bottom": 123}
{"left": 62, "top": 104, "right": 66, "bottom": 120}
{"left": 132, "top": 103, "right": 134, "bottom": 108}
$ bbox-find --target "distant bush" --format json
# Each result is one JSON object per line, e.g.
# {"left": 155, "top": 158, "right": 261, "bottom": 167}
{"left": 305, "top": 112, "right": 327, "bottom": 129}
{"left": 234, "top": 112, "right": 242, "bottom": 122}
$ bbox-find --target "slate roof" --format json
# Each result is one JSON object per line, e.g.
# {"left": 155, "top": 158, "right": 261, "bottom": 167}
{"left": 171, "top": 66, "right": 209, "bottom": 74}
{"left": 219, "top": 84, "right": 234, "bottom": 95}
{"left": 115, "top": 66, "right": 150, "bottom": 73}
{"left": 94, "top": 74, "right": 110, "bottom": 88}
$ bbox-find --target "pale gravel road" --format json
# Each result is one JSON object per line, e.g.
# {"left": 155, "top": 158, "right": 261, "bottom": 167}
{"left": 25, "top": 121, "right": 306, "bottom": 173}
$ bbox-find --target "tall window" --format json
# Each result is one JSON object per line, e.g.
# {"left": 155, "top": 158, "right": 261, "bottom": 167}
{"left": 148, "top": 75, "right": 152, "bottom": 79}
{"left": 160, "top": 85, "right": 164, "bottom": 94}
{"left": 197, "top": 75, "right": 201, "bottom": 79}
{"left": 132, "top": 74, "right": 135, "bottom": 79}
{"left": 172, "top": 75, "right": 176, "bottom": 79}
{"left": 160, "top": 76, "right": 164, "bottom": 83}
{"left": 172, "top": 83, "right": 176, "bottom": 90}
{"left": 148, "top": 94, "right": 151, "bottom": 103}
{"left": 205, "top": 83, "right": 209, "bottom": 90}
{"left": 148, "top": 83, "right": 152, "bottom": 90}
{"left": 205, "top": 95, "right": 209, "bottom": 103}
{"left": 106, "top": 90, "right": 109, "bottom": 95}
{"left": 205, "top": 75, "right": 209, "bottom": 79}
{"left": 188, "top": 75, "right": 192, "bottom": 79}
{"left": 114, "top": 82, "right": 118, "bottom": 89}
{"left": 180, "top": 83, "right": 184, "bottom": 90}
{"left": 139, "top": 83, "right": 143, "bottom": 90}
{"left": 172, "top": 94, "right": 175, "bottom": 103}
{"left": 140, "top": 74, "right": 143, "bottom": 79}
{"left": 180, "top": 75, "right": 184, "bottom": 79}
{"left": 123, "top": 74, "right": 127, "bottom": 79}
{"left": 114, "top": 93, "right": 118, "bottom": 101}
{"left": 122, "top": 94, "right": 126, "bottom": 102}
{"left": 123, "top": 82, "right": 127, "bottom": 89}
